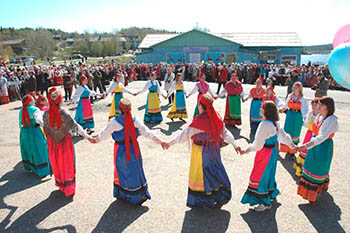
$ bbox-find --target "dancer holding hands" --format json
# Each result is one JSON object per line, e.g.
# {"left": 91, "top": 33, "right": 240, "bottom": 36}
{"left": 240, "top": 101, "right": 296, "bottom": 211}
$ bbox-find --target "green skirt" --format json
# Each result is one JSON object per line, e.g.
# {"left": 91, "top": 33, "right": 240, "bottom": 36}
{"left": 20, "top": 127, "right": 50, "bottom": 177}
{"left": 284, "top": 110, "right": 303, "bottom": 143}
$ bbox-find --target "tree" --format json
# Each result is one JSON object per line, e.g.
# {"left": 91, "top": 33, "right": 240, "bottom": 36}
{"left": 91, "top": 41, "right": 103, "bottom": 57}
{"left": 76, "top": 41, "right": 89, "bottom": 56}
{"left": 0, "top": 45, "right": 15, "bottom": 62}
{"left": 103, "top": 40, "right": 116, "bottom": 56}
{"left": 26, "top": 29, "right": 55, "bottom": 59}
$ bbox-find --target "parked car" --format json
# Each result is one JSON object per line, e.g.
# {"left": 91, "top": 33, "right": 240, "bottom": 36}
{"left": 71, "top": 54, "right": 84, "bottom": 59}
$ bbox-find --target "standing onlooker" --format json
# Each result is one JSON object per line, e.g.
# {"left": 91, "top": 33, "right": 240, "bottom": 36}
{"left": 93, "top": 68, "right": 104, "bottom": 97}
{"left": 23, "top": 71, "right": 37, "bottom": 98}
{"left": 313, "top": 72, "right": 329, "bottom": 97}
{"left": 164, "top": 66, "right": 175, "bottom": 105}
{"left": 286, "top": 70, "right": 301, "bottom": 99}
{"left": 216, "top": 64, "right": 228, "bottom": 94}
{"left": 63, "top": 71, "right": 73, "bottom": 101}
{"left": 0, "top": 71, "right": 9, "bottom": 105}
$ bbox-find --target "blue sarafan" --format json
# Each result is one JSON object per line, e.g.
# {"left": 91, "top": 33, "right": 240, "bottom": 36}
{"left": 328, "top": 43, "right": 350, "bottom": 89}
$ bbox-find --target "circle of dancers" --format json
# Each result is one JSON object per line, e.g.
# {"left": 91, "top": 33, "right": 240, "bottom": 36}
{"left": 18, "top": 71, "right": 338, "bottom": 212}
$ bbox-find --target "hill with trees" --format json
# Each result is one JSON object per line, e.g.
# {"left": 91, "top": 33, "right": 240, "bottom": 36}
{"left": 0, "top": 26, "right": 174, "bottom": 61}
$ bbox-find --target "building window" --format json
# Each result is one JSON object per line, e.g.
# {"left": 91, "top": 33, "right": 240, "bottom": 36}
{"left": 281, "top": 55, "right": 297, "bottom": 65}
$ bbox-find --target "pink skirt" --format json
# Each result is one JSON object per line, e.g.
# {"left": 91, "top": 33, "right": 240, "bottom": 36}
{"left": 82, "top": 98, "right": 93, "bottom": 120}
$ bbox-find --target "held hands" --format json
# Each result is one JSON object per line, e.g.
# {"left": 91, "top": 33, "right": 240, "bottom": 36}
{"left": 295, "top": 145, "right": 306, "bottom": 152}
{"left": 160, "top": 141, "right": 170, "bottom": 150}
{"left": 235, "top": 146, "right": 242, "bottom": 155}
{"left": 240, "top": 148, "right": 250, "bottom": 155}
{"left": 87, "top": 136, "right": 98, "bottom": 144}
{"left": 279, "top": 108, "right": 286, "bottom": 113}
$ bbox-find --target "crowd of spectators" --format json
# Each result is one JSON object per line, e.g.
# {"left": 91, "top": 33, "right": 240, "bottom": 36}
{"left": 0, "top": 60, "right": 346, "bottom": 105}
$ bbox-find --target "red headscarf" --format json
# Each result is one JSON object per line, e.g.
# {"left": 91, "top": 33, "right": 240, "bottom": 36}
{"left": 22, "top": 95, "right": 34, "bottom": 127}
{"left": 119, "top": 101, "right": 140, "bottom": 163}
{"left": 48, "top": 88, "right": 63, "bottom": 129}
{"left": 190, "top": 95, "right": 223, "bottom": 141}
{"left": 257, "top": 77, "right": 263, "bottom": 82}
{"left": 36, "top": 95, "right": 46, "bottom": 107}
{"left": 80, "top": 75, "right": 87, "bottom": 84}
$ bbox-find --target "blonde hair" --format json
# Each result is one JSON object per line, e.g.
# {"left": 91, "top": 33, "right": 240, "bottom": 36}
{"left": 293, "top": 82, "right": 303, "bottom": 96}
{"left": 120, "top": 98, "right": 131, "bottom": 108}
{"left": 203, "top": 93, "right": 213, "bottom": 103}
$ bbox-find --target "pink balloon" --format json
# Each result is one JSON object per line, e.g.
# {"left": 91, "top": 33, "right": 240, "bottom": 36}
{"left": 333, "top": 24, "right": 350, "bottom": 48}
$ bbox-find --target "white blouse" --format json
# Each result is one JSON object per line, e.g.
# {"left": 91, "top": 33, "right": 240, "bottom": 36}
{"left": 168, "top": 126, "right": 238, "bottom": 149}
{"left": 304, "top": 115, "right": 338, "bottom": 149}
{"left": 303, "top": 111, "right": 317, "bottom": 128}
{"left": 95, "top": 117, "right": 162, "bottom": 143}
{"left": 187, "top": 83, "right": 215, "bottom": 97}
{"left": 71, "top": 85, "right": 97, "bottom": 103}
{"left": 283, "top": 94, "right": 309, "bottom": 119}
{"left": 167, "top": 81, "right": 187, "bottom": 96}
{"left": 218, "top": 87, "right": 245, "bottom": 98}
{"left": 105, "top": 81, "right": 132, "bottom": 96}
{"left": 137, "top": 80, "right": 162, "bottom": 95}
{"left": 248, "top": 120, "right": 295, "bottom": 152}
{"left": 33, "top": 108, "right": 44, "bottom": 126}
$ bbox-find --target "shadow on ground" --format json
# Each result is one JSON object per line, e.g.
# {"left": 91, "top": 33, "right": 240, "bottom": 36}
{"left": 181, "top": 208, "right": 231, "bottom": 233}
{"left": 72, "top": 135, "right": 85, "bottom": 145}
{"left": 155, "top": 121, "right": 186, "bottom": 136}
{"left": 92, "top": 200, "right": 149, "bottom": 233}
{"left": 225, "top": 125, "right": 250, "bottom": 143}
{"left": 4, "top": 190, "right": 75, "bottom": 233}
{"left": 0, "top": 162, "right": 50, "bottom": 230}
{"left": 277, "top": 153, "right": 300, "bottom": 183}
{"left": 240, "top": 202, "right": 281, "bottom": 233}
{"left": 298, "top": 193, "right": 345, "bottom": 233}
{"left": 9, "top": 106, "right": 22, "bottom": 111}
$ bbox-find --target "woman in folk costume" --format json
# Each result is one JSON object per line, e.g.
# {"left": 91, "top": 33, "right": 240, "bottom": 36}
{"left": 90, "top": 98, "right": 166, "bottom": 205}
{"left": 244, "top": 77, "right": 265, "bottom": 131}
{"left": 19, "top": 94, "right": 50, "bottom": 177}
{"left": 104, "top": 72, "right": 133, "bottom": 120}
{"left": 186, "top": 73, "right": 215, "bottom": 117}
{"left": 166, "top": 94, "right": 241, "bottom": 208}
{"left": 69, "top": 75, "right": 98, "bottom": 133}
{"left": 297, "top": 97, "right": 338, "bottom": 205}
{"left": 43, "top": 88, "right": 91, "bottom": 198}
{"left": 166, "top": 73, "right": 188, "bottom": 122}
{"left": 240, "top": 101, "right": 296, "bottom": 212}
{"left": 218, "top": 73, "right": 245, "bottom": 126}
{"left": 0, "top": 72, "right": 10, "bottom": 105}
{"left": 293, "top": 98, "right": 320, "bottom": 177}
{"left": 36, "top": 95, "right": 49, "bottom": 111}
{"left": 279, "top": 82, "right": 308, "bottom": 160}
{"left": 135, "top": 72, "right": 164, "bottom": 123}
{"left": 262, "top": 85, "right": 283, "bottom": 108}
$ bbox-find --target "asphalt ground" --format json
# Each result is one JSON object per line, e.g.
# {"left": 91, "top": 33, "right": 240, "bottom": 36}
{"left": 0, "top": 81, "right": 349, "bottom": 233}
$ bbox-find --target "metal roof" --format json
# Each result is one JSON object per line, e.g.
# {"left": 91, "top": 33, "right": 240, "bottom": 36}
{"left": 138, "top": 34, "right": 179, "bottom": 48}
{"left": 214, "top": 32, "right": 302, "bottom": 47}
{"left": 0, "top": 39, "right": 25, "bottom": 45}
{"left": 138, "top": 31, "right": 302, "bottom": 48}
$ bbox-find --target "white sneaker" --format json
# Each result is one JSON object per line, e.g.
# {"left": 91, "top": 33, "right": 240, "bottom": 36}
{"left": 254, "top": 204, "right": 271, "bottom": 212}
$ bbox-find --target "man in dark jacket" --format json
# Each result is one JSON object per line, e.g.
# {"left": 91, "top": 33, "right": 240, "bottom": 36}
{"left": 314, "top": 72, "right": 329, "bottom": 97}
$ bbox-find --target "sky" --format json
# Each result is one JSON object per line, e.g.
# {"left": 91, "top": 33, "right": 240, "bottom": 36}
{"left": 1, "top": 0, "right": 349, "bottom": 45}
